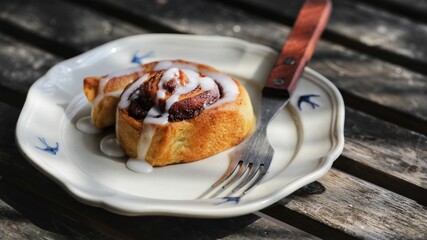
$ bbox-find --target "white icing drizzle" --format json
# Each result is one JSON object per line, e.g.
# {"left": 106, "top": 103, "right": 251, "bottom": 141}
{"left": 76, "top": 116, "right": 103, "bottom": 134}
{"left": 125, "top": 125, "right": 156, "bottom": 173}
{"left": 204, "top": 71, "right": 239, "bottom": 109}
{"left": 126, "top": 158, "right": 153, "bottom": 173}
{"left": 136, "top": 124, "right": 156, "bottom": 160}
{"left": 100, "top": 134, "right": 125, "bottom": 157}
{"left": 118, "top": 74, "right": 149, "bottom": 109}
{"left": 92, "top": 66, "right": 143, "bottom": 118}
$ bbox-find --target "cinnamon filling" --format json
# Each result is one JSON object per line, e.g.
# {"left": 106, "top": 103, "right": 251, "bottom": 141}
{"left": 127, "top": 69, "right": 220, "bottom": 122}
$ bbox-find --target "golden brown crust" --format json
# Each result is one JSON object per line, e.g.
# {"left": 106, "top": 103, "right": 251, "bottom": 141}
{"left": 83, "top": 77, "right": 99, "bottom": 102}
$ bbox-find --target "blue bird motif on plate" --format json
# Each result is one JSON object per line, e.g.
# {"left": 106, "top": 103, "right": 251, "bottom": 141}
{"left": 131, "top": 51, "right": 155, "bottom": 65}
{"left": 215, "top": 196, "right": 241, "bottom": 205}
{"left": 297, "top": 94, "right": 320, "bottom": 111}
{"left": 35, "top": 137, "right": 59, "bottom": 155}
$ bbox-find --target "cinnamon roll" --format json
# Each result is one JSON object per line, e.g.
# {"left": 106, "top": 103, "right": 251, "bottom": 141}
{"left": 116, "top": 60, "right": 256, "bottom": 167}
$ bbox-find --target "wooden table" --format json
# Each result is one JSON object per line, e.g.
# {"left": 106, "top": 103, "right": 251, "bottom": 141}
{"left": 1, "top": 0, "right": 426, "bottom": 239}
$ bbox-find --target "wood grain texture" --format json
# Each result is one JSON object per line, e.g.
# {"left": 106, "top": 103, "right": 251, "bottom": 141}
{"left": 0, "top": 179, "right": 112, "bottom": 240}
{"left": 0, "top": 196, "right": 67, "bottom": 240}
{"left": 0, "top": 0, "right": 146, "bottom": 55}
{"left": 263, "top": 169, "right": 427, "bottom": 240}
{"left": 344, "top": 106, "right": 427, "bottom": 186}
{"left": 310, "top": 41, "right": 427, "bottom": 124}
{"left": 70, "top": 0, "right": 289, "bottom": 48}
{"left": 0, "top": 34, "right": 60, "bottom": 94}
{"left": 368, "top": 0, "right": 427, "bottom": 11}
{"left": 355, "top": 0, "right": 427, "bottom": 23}
{"left": 338, "top": 107, "right": 427, "bottom": 205}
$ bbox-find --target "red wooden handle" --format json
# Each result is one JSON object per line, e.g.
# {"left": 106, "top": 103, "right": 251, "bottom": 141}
{"left": 263, "top": 0, "right": 332, "bottom": 97}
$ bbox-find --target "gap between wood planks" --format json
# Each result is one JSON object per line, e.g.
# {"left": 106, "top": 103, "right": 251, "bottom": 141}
{"left": 353, "top": 0, "right": 427, "bottom": 24}
{"left": 260, "top": 205, "right": 358, "bottom": 240}
{"left": 333, "top": 156, "right": 427, "bottom": 206}
{"left": 0, "top": 85, "right": 26, "bottom": 109}
{"left": 339, "top": 90, "right": 427, "bottom": 135}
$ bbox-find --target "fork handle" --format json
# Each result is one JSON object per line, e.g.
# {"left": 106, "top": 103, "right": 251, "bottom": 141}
{"left": 263, "top": 0, "right": 332, "bottom": 98}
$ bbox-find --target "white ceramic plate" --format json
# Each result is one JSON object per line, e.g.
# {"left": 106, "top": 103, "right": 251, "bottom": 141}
{"left": 16, "top": 34, "right": 344, "bottom": 218}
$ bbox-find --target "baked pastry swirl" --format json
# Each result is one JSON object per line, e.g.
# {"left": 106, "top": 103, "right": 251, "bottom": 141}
{"left": 116, "top": 60, "right": 255, "bottom": 167}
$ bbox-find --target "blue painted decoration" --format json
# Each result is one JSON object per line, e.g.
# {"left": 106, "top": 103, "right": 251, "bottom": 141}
{"left": 35, "top": 137, "right": 59, "bottom": 155}
{"left": 297, "top": 94, "right": 320, "bottom": 110}
{"left": 215, "top": 196, "right": 241, "bottom": 205}
{"left": 131, "top": 51, "right": 154, "bottom": 65}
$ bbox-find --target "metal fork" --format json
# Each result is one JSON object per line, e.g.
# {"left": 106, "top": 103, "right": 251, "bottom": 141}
{"left": 198, "top": 96, "right": 289, "bottom": 198}
{"left": 198, "top": 0, "right": 332, "bottom": 199}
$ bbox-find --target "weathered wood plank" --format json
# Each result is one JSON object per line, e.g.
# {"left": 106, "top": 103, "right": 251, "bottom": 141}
{"left": 0, "top": 196, "right": 67, "bottom": 240}
{"left": 0, "top": 179, "right": 112, "bottom": 240}
{"left": 71, "top": 0, "right": 287, "bottom": 50}
{"left": 311, "top": 41, "right": 427, "bottom": 132}
{"left": 338, "top": 107, "right": 427, "bottom": 205}
{"left": 0, "top": 0, "right": 146, "bottom": 55}
{"left": 221, "top": 0, "right": 427, "bottom": 73}
{"left": 0, "top": 34, "right": 60, "bottom": 94}
{"left": 355, "top": 0, "right": 427, "bottom": 23}
{"left": 263, "top": 169, "right": 427, "bottom": 240}
{"left": 370, "top": 0, "right": 427, "bottom": 11}
{"left": 329, "top": 0, "right": 427, "bottom": 63}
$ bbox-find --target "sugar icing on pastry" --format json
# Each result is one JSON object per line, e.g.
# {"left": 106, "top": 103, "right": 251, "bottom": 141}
{"left": 117, "top": 60, "right": 244, "bottom": 172}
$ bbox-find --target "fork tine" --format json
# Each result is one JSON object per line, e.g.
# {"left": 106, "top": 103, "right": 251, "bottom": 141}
{"left": 230, "top": 163, "right": 258, "bottom": 193}
{"left": 212, "top": 158, "right": 242, "bottom": 188}
{"left": 241, "top": 164, "right": 268, "bottom": 195}
{"left": 222, "top": 161, "right": 249, "bottom": 189}
{"left": 209, "top": 161, "right": 249, "bottom": 198}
